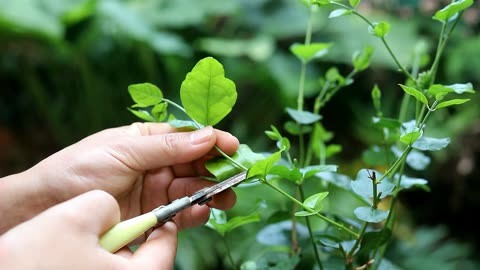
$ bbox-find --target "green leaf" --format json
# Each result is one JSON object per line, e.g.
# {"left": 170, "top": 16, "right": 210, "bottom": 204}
{"left": 400, "top": 120, "right": 423, "bottom": 145}
{"left": 180, "top": 57, "right": 237, "bottom": 126}
{"left": 358, "top": 229, "right": 392, "bottom": 254}
{"left": 205, "top": 144, "right": 264, "bottom": 181}
{"left": 399, "top": 84, "right": 428, "bottom": 106}
{"left": 295, "top": 192, "right": 329, "bottom": 217}
{"left": 412, "top": 137, "right": 450, "bottom": 151}
{"left": 349, "top": 0, "right": 361, "bottom": 8}
{"left": 265, "top": 125, "right": 282, "bottom": 140}
{"left": 313, "top": 0, "right": 331, "bottom": 5}
{"left": 368, "top": 21, "right": 391, "bottom": 38}
{"left": 168, "top": 119, "right": 201, "bottom": 130}
{"left": 325, "top": 67, "right": 345, "bottom": 85}
{"left": 362, "top": 146, "right": 395, "bottom": 167}
{"left": 351, "top": 169, "right": 395, "bottom": 199}
{"left": 371, "top": 84, "right": 382, "bottom": 113}
{"left": 354, "top": 206, "right": 389, "bottom": 223}
{"left": 290, "top": 43, "right": 332, "bottom": 63}
{"left": 128, "top": 83, "right": 163, "bottom": 107}
{"left": 392, "top": 146, "right": 431, "bottom": 171}
{"left": 301, "top": 165, "right": 338, "bottom": 179}
{"left": 352, "top": 45, "right": 374, "bottom": 71}
{"left": 433, "top": 0, "right": 473, "bottom": 23}
{"left": 270, "top": 165, "right": 303, "bottom": 184}
{"left": 428, "top": 83, "right": 475, "bottom": 99}
{"left": 397, "top": 175, "right": 429, "bottom": 191}
{"left": 304, "top": 192, "right": 329, "bottom": 209}
{"left": 286, "top": 107, "right": 322, "bottom": 124}
{"left": 127, "top": 108, "right": 156, "bottom": 122}
{"left": 206, "top": 209, "right": 261, "bottom": 237}
{"left": 400, "top": 130, "right": 422, "bottom": 145}
{"left": 372, "top": 117, "right": 401, "bottom": 129}
{"left": 436, "top": 99, "right": 471, "bottom": 109}
{"left": 151, "top": 103, "right": 168, "bottom": 122}
{"left": 284, "top": 121, "right": 312, "bottom": 135}
{"left": 329, "top": 8, "right": 352, "bottom": 19}
{"left": 247, "top": 151, "right": 282, "bottom": 179}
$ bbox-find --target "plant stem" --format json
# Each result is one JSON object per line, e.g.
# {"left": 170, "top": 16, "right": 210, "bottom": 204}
{"left": 347, "top": 222, "right": 368, "bottom": 259}
{"left": 299, "top": 186, "right": 323, "bottom": 270}
{"left": 263, "top": 180, "right": 359, "bottom": 238}
{"left": 330, "top": 2, "right": 415, "bottom": 82}
{"left": 429, "top": 14, "right": 462, "bottom": 86}
{"left": 223, "top": 234, "right": 237, "bottom": 270}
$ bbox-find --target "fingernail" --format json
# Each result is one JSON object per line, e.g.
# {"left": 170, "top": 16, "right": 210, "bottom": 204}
{"left": 190, "top": 126, "right": 213, "bottom": 145}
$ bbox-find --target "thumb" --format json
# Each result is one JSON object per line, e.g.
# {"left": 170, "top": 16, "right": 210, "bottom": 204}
{"left": 131, "top": 222, "right": 178, "bottom": 269}
{"left": 45, "top": 190, "right": 121, "bottom": 236}
{"left": 110, "top": 126, "right": 217, "bottom": 171}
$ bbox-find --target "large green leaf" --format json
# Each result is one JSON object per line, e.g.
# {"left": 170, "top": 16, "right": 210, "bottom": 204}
{"left": 128, "top": 83, "right": 163, "bottom": 107}
{"left": 433, "top": 0, "right": 473, "bottom": 23}
{"left": 354, "top": 206, "right": 389, "bottom": 223}
{"left": 180, "top": 57, "right": 237, "bottom": 126}
{"left": 427, "top": 83, "right": 475, "bottom": 98}
{"left": 205, "top": 144, "right": 264, "bottom": 181}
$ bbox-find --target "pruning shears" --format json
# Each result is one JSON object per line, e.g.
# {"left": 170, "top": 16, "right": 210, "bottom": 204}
{"left": 99, "top": 171, "right": 248, "bottom": 253}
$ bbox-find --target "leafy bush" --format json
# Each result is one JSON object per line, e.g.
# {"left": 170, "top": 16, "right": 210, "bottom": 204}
{"left": 126, "top": 1, "right": 478, "bottom": 269}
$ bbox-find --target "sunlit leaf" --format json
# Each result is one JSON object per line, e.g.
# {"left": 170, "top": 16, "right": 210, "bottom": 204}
{"left": 433, "top": 0, "right": 473, "bottom": 23}
{"left": 428, "top": 83, "right": 475, "bottom": 99}
{"left": 128, "top": 82, "right": 163, "bottom": 107}
{"left": 354, "top": 206, "right": 389, "bottom": 223}
{"left": 205, "top": 144, "right": 264, "bottom": 181}
{"left": 436, "top": 99, "right": 471, "bottom": 109}
{"left": 168, "top": 119, "right": 201, "bottom": 130}
{"left": 295, "top": 192, "right": 329, "bottom": 217}
{"left": 152, "top": 103, "right": 168, "bottom": 122}
{"left": 353, "top": 45, "right": 374, "bottom": 71}
{"left": 368, "top": 21, "right": 391, "bottom": 38}
{"left": 301, "top": 165, "right": 338, "bottom": 179}
{"left": 286, "top": 107, "right": 322, "bottom": 124}
{"left": 412, "top": 137, "right": 450, "bottom": 151}
{"left": 290, "top": 43, "right": 332, "bottom": 63}
{"left": 349, "top": 0, "right": 361, "bottom": 8}
{"left": 399, "top": 84, "right": 428, "bottom": 106}
{"left": 400, "top": 120, "right": 422, "bottom": 145}
{"left": 247, "top": 151, "right": 282, "bottom": 179}
{"left": 127, "top": 108, "right": 156, "bottom": 122}
{"left": 329, "top": 8, "right": 352, "bottom": 19}
{"left": 180, "top": 57, "right": 237, "bottom": 126}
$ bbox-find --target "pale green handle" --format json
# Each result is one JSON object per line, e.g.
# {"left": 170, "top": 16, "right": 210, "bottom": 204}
{"left": 99, "top": 212, "right": 157, "bottom": 253}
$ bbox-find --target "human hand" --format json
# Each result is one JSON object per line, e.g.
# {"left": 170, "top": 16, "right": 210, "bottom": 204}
{"left": 1, "top": 123, "right": 239, "bottom": 233}
{"left": 0, "top": 190, "right": 179, "bottom": 269}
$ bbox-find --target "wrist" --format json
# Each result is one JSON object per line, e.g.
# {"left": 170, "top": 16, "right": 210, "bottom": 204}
{"left": 0, "top": 168, "right": 55, "bottom": 233}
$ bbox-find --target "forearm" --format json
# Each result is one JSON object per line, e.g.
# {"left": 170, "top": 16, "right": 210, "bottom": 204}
{"left": 0, "top": 169, "right": 54, "bottom": 234}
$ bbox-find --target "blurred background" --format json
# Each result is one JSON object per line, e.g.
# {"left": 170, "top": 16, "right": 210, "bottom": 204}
{"left": 1, "top": 0, "right": 479, "bottom": 269}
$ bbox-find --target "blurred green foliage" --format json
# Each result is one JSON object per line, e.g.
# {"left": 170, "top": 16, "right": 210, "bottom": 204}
{"left": 1, "top": 0, "right": 480, "bottom": 269}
